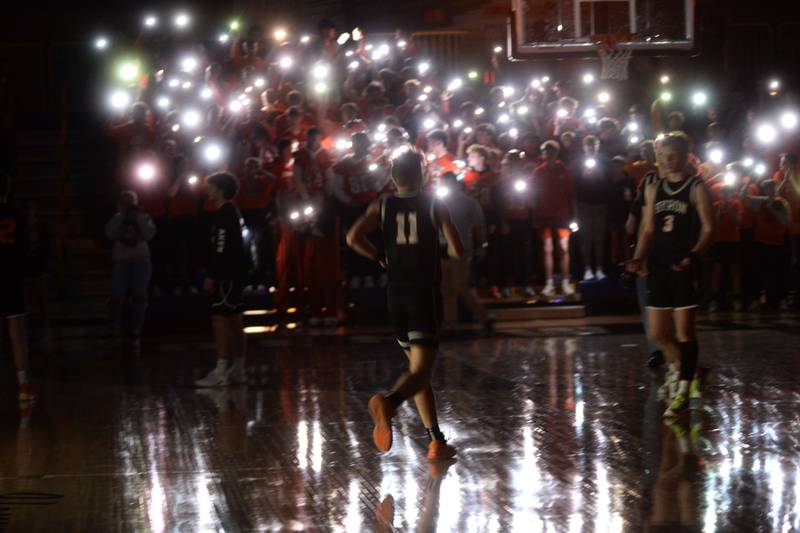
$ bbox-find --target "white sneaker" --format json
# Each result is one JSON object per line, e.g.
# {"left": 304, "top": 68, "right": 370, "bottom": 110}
{"left": 595, "top": 268, "right": 606, "bottom": 280}
{"left": 542, "top": 280, "right": 556, "bottom": 297}
{"left": 523, "top": 286, "right": 536, "bottom": 298}
{"left": 195, "top": 368, "right": 229, "bottom": 388}
{"left": 583, "top": 268, "right": 594, "bottom": 281}
{"left": 562, "top": 279, "right": 575, "bottom": 296}
{"left": 226, "top": 363, "right": 246, "bottom": 385}
{"left": 657, "top": 368, "right": 678, "bottom": 402}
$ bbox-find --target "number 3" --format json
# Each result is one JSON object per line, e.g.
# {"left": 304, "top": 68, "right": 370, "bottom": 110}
{"left": 662, "top": 214, "right": 675, "bottom": 233}
{"left": 396, "top": 212, "right": 418, "bottom": 245}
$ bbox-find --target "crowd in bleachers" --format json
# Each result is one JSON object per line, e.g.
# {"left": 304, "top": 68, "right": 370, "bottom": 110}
{"left": 101, "top": 15, "right": 800, "bottom": 325}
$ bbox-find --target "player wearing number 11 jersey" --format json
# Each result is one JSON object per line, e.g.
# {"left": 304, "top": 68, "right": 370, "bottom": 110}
{"left": 627, "top": 133, "right": 715, "bottom": 419}
{"left": 347, "top": 149, "right": 464, "bottom": 461}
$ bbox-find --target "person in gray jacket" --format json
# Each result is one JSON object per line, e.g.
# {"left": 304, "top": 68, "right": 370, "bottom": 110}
{"left": 105, "top": 190, "right": 156, "bottom": 344}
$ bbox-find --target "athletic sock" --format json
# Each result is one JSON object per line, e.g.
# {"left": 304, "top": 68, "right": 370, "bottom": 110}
{"left": 215, "top": 359, "right": 228, "bottom": 374}
{"left": 678, "top": 340, "right": 699, "bottom": 382}
{"left": 384, "top": 390, "right": 405, "bottom": 409}
{"left": 426, "top": 425, "right": 446, "bottom": 442}
{"left": 17, "top": 371, "right": 28, "bottom": 385}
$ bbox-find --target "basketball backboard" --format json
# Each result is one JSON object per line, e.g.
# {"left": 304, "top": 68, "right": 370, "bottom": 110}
{"left": 508, "top": 0, "right": 695, "bottom": 59}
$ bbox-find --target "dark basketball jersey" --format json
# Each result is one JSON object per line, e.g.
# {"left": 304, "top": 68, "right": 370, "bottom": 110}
{"left": 381, "top": 193, "right": 441, "bottom": 288}
{"left": 651, "top": 176, "right": 701, "bottom": 267}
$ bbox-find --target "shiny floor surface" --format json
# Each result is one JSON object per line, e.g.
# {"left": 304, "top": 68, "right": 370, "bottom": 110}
{"left": 2, "top": 322, "right": 800, "bottom": 532}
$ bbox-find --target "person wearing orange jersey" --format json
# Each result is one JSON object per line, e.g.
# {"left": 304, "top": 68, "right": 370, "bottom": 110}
{"left": 709, "top": 185, "right": 744, "bottom": 312}
{"left": 628, "top": 141, "right": 659, "bottom": 187}
{"left": 424, "top": 130, "right": 457, "bottom": 188}
{"left": 272, "top": 139, "right": 304, "bottom": 311}
{"left": 741, "top": 179, "right": 791, "bottom": 310}
{"left": 332, "top": 132, "right": 384, "bottom": 288}
{"left": 499, "top": 150, "right": 535, "bottom": 296}
{"left": 533, "top": 140, "right": 576, "bottom": 296}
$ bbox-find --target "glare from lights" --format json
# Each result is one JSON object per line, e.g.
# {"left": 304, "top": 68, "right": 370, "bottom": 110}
{"left": 312, "top": 63, "right": 329, "bottom": 80}
{"left": 181, "top": 81, "right": 192, "bottom": 90}
{"left": 314, "top": 81, "right": 328, "bottom": 94}
{"left": 514, "top": 179, "right": 527, "bottom": 192}
{"left": 447, "top": 78, "right": 463, "bottom": 91}
{"left": 542, "top": 76, "right": 550, "bottom": 83}
{"left": 780, "top": 111, "right": 798, "bottom": 130}
{"left": 468, "top": 70, "right": 479, "bottom": 80}
{"left": 348, "top": 61, "right": 359, "bottom": 71}
{"left": 463, "top": 127, "right": 473, "bottom": 134}
{"left": 180, "top": 56, "right": 198, "bottom": 72}
{"left": 517, "top": 105, "right": 529, "bottom": 115}
{"left": 585, "top": 158, "right": 597, "bottom": 169}
{"left": 497, "top": 113, "right": 510, "bottom": 124}
{"left": 171, "top": 124, "right": 180, "bottom": 132}
{"left": 335, "top": 138, "right": 351, "bottom": 151}
{"left": 229, "top": 20, "right": 240, "bottom": 31}
{"left": 423, "top": 118, "right": 436, "bottom": 130}
{"left": 203, "top": 143, "right": 223, "bottom": 163}
{"left": 582, "top": 73, "right": 595, "bottom": 85}
{"left": 200, "top": 87, "right": 213, "bottom": 100}
{"left": 769, "top": 79, "right": 780, "bottom": 91}
{"left": 435, "top": 186, "right": 450, "bottom": 199}
{"left": 453, "top": 119, "right": 464, "bottom": 129}
{"left": 300, "top": 35, "right": 311, "bottom": 44}
{"left": 660, "top": 74, "right": 670, "bottom": 84}
{"left": 228, "top": 100, "right": 243, "bottom": 114}
{"left": 109, "top": 90, "right": 130, "bottom": 111}
{"left": 723, "top": 172, "right": 736, "bottom": 186}
{"left": 627, "top": 122, "right": 638, "bottom": 132}
{"left": 742, "top": 157, "right": 754, "bottom": 168}
{"left": 218, "top": 33, "right": 230, "bottom": 44}
{"left": 474, "top": 107, "right": 485, "bottom": 116}
{"left": 365, "top": 44, "right": 374, "bottom": 52}
{"left": 156, "top": 96, "right": 171, "bottom": 109}
{"left": 569, "top": 221, "right": 579, "bottom": 232}
{"left": 137, "top": 162, "right": 156, "bottom": 182}
{"left": 398, "top": 39, "right": 407, "bottom": 49}
{"left": 597, "top": 91, "right": 611, "bottom": 104}
{"left": 290, "top": 211, "right": 300, "bottom": 221}
{"left": 187, "top": 175, "right": 198, "bottom": 185}
{"left": 509, "top": 128, "right": 519, "bottom": 138}
{"left": 182, "top": 110, "right": 201, "bottom": 128}
{"left": 502, "top": 86, "right": 516, "bottom": 98}
{"left": 118, "top": 61, "right": 139, "bottom": 82}
{"left": 418, "top": 62, "right": 430, "bottom": 75}
{"left": 692, "top": 91, "right": 708, "bottom": 107}
{"left": 252, "top": 78, "right": 265, "bottom": 89}
{"left": 660, "top": 91, "right": 673, "bottom": 102}
{"left": 530, "top": 78, "right": 541, "bottom": 89}
{"left": 583, "top": 108, "right": 596, "bottom": 118}
{"left": 94, "top": 36, "right": 109, "bottom": 50}
{"left": 377, "top": 123, "right": 387, "bottom": 132}
{"left": 557, "top": 108, "right": 568, "bottom": 119}
{"left": 423, "top": 85, "right": 432, "bottom": 94}
{"left": 557, "top": 24, "right": 564, "bottom": 32}
{"left": 417, "top": 94, "right": 428, "bottom": 102}
{"left": 756, "top": 123, "right": 777, "bottom": 145}
{"left": 493, "top": 45, "right": 503, "bottom": 54}
{"left": 709, "top": 149, "right": 724, "bottom": 165}
{"left": 274, "top": 28, "right": 288, "bottom": 41}
{"left": 754, "top": 163, "right": 767, "bottom": 176}
{"left": 336, "top": 33, "right": 350, "bottom": 45}
{"left": 368, "top": 163, "right": 379, "bottom": 172}
{"left": 303, "top": 205, "right": 314, "bottom": 216}
{"left": 174, "top": 12, "right": 190, "bottom": 29}
{"left": 374, "top": 131, "right": 387, "bottom": 143}
{"left": 629, "top": 136, "right": 640, "bottom": 144}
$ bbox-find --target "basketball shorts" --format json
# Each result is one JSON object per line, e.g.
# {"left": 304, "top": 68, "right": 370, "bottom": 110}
{"left": 211, "top": 279, "right": 245, "bottom": 316}
{"left": 0, "top": 277, "right": 26, "bottom": 318}
{"left": 387, "top": 286, "right": 442, "bottom": 349}
{"left": 646, "top": 268, "right": 698, "bottom": 310}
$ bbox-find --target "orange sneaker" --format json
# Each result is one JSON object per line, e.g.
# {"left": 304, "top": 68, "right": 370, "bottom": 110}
{"left": 368, "top": 394, "right": 396, "bottom": 452}
{"left": 427, "top": 440, "right": 457, "bottom": 461}
{"left": 18, "top": 383, "right": 36, "bottom": 403}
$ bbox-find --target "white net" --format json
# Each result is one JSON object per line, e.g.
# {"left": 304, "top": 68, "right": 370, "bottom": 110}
{"left": 598, "top": 46, "right": 633, "bottom": 80}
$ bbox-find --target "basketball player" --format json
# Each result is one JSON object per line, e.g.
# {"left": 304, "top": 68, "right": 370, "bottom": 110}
{"left": 196, "top": 172, "right": 248, "bottom": 387}
{"left": 627, "top": 133, "right": 715, "bottom": 417}
{"left": 346, "top": 150, "right": 463, "bottom": 461}
{"left": 0, "top": 174, "right": 34, "bottom": 402}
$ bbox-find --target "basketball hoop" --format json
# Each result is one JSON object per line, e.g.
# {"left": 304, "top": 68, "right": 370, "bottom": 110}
{"left": 594, "top": 33, "right": 635, "bottom": 80}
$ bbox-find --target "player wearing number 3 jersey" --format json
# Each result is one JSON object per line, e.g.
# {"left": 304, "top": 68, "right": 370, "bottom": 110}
{"left": 627, "top": 133, "right": 715, "bottom": 419}
{"left": 347, "top": 149, "right": 464, "bottom": 461}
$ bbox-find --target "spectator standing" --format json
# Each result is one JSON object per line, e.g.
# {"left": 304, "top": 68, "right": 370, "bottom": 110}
{"left": 105, "top": 191, "right": 156, "bottom": 346}
{"left": 576, "top": 135, "right": 611, "bottom": 281}
{"left": 608, "top": 156, "right": 636, "bottom": 266}
{"left": 709, "top": 184, "right": 743, "bottom": 311}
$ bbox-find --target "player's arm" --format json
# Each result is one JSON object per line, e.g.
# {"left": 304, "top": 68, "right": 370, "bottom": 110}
{"left": 691, "top": 181, "right": 715, "bottom": 256}
{"left": 435, "top": 202, "right": 465, "bottom": 259}
{"left": 346, "top": 201, "right": 381, "bottom": 263}
{"left": 628, "top": 181, "right": 657, "bottom": 271}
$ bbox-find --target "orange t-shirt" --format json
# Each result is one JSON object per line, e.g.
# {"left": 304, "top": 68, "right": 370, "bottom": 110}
{"left": 713, "top": 199, "right": 742, "bottom": 243}
{"left": 533, "top": 161, "right": 574, "bottom": 222}
{"left": 754, "top": 199, "right": 789, "bottom": 246}
{"left": 237, "top": 173, "right": 276, "bottom": 211}
{"left": 627, "top": 160, "right": 658, "bottom": 187}
{"left": 426, "top": 153, "right": 457, "bottom": 185}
